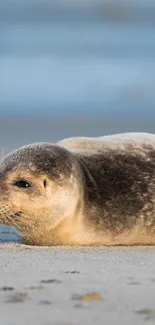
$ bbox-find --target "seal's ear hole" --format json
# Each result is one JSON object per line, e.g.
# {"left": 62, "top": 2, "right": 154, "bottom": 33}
{"left": 43, "top": 179, "right": 47, "bottom": 188}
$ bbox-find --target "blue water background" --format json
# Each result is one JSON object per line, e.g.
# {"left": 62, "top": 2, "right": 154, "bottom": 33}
{"left": 0, "top": 0, "right": 155, "bottom": 151}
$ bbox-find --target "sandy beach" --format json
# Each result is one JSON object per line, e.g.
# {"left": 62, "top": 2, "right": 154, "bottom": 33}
{"left": 0, "top": 227, "right": 155, "bottom": 325}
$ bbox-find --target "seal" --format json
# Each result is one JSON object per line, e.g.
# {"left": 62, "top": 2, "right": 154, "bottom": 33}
{"left": 0, "top": 132, "right": 155, "bottom": 246}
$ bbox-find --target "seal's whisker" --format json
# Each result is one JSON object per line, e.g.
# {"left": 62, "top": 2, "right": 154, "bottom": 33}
{"left": 19, "top": 217, "right": 38, "bottom": 229}
{"left": 6, "top": 215, "right": 22, "bottom": 229}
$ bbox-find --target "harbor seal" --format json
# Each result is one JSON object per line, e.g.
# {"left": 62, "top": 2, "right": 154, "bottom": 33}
{"left": 0, "top": 132, "right": 155, "bottom": 246}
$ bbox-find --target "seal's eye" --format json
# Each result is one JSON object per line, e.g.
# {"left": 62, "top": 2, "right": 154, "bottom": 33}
{"left": 13, "top": 180, "right": 31, "bottom": 188}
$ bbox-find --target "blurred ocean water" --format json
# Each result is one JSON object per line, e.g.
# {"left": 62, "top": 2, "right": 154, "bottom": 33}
{"left": 0, "top": 0, "right": 155, "bottom": 152}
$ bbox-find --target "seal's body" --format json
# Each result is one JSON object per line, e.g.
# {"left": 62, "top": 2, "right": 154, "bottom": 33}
{"left": 0, "top": 132, "right": 155, "bottom": 246}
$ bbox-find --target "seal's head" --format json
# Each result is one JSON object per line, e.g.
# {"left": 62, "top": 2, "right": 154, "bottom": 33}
{"left": 0, "top": 143, "right": 84, "bottom": 245}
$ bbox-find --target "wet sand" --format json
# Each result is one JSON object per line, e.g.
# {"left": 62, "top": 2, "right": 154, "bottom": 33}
{"left": 1, "top": 227, "right": 155, "bottom": 325}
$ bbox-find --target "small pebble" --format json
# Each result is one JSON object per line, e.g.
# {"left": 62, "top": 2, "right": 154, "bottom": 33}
{"left": 128, "top": 282, "right": 140, "bottom": 285}
{"left": 72, "top": 292, "right": 103, "bottom": 302}
{"left": 27, "top": 285, "right": 44, "bottom": 290}
{"left": 64, "top": 271, "right": 80, "bottom": 274}
{"left": 5, "top": 292, "right": 29, "bottom": 303}
{"left": 0, "top": 286, "right": 14, "bottom": 291}
{"left": 39, "top": 300, "right": 52, "bottom": 305}
{"left": 135, "top": 308, "right": 155, "bottom": 315}
{"left": 40, "top": 279, "right": 62, "bottom": 284}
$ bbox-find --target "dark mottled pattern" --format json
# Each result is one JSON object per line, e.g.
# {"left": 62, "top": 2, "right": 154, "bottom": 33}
{"left": 78, "top": 148, "right": 155, "bottom": 231}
